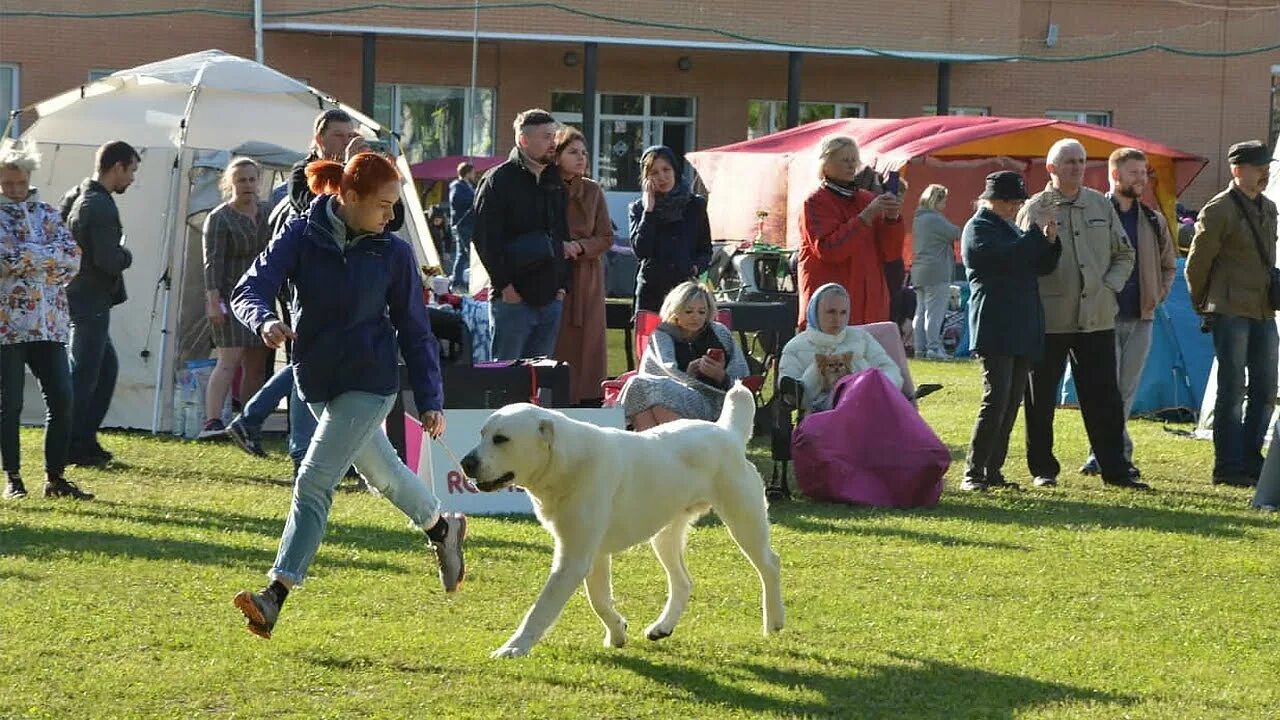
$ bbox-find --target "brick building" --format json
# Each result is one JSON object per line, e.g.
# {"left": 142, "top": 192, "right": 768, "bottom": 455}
{"left": 2, "top": 1, "right": 1277, "bottom": 211}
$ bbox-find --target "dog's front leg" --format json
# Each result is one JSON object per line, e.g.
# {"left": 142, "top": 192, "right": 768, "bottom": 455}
{"left": 492, "top": 536, "right": 599, "bottom": 658}
{"left": 583, "top": 553, "right": 627, "bottom": 648}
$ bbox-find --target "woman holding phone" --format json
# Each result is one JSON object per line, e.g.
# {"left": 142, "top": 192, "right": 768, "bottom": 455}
{"left": 628, "top": 146, "right": 712, "bottom": 315}
{"left": 618, "top": 282, "right": 748, "bottom": 430}
{"left": 796, "top": 135, "right": 904, "bottom": 329}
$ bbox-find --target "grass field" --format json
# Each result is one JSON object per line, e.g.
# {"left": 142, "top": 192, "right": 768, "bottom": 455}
{"left": 1, "top": 342, "right": 1277, "bottom": 719}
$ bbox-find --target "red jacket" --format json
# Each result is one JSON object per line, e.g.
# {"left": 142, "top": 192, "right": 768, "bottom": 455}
{"left": 797, "top": 185, "right": 905, "bottom": 329}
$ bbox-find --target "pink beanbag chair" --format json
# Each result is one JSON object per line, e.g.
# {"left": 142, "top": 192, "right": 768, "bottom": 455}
{"left": 792, "top": 369, "right": 949, "bottom": 508}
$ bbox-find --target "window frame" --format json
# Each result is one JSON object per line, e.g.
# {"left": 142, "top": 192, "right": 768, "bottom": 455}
{"left": 551, "top": 91, "right": 698, "bottom": 192}
{"left": 1044, "top": 109, "right": 1112, "bottom": 127}
{"left": 922, "top": 105, "right": 990, "bottom": 117}
{"left": 747, "top": 99, "right": 866, "bottom": 139}
{"left": 374, "top": 83, "right": 497, "bottom": 161}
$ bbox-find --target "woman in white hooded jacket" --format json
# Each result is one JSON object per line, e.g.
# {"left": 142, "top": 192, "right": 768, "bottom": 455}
{"left": 779, "top": 282, "right": 902, "bottom": 411}
{"left": 0, "top": 147, "right": 89, "bottom": 500}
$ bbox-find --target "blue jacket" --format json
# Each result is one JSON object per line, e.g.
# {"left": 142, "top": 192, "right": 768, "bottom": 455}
{"left": 962, "top": 207, "right": 1062, "bottom": 360}
{"left": 448, "top": 178, "right": 476, "bottom": 236}
{"left": 231, "top": 194, "right": 443, "bottom": 412}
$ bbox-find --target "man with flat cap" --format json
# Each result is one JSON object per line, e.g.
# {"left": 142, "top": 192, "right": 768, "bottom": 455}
{"left": 1186, "top": 140, "right": 1277, "bottom": 487}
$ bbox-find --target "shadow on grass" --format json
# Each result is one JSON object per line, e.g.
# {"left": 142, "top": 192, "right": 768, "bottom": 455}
{"left": 0, "top": 569, "right": 43, "bottom": 582}
{"left": 0, "top": 523, "right": 405, "bottom": 573}
{"left": 0, "top": 502, "right": 547, "bottom": 568}
{"left": 604, "top": 650, "right": 1135, "bottom": 719}
{"left": 769, "top": 491, "right": 1274, "bottom": 541}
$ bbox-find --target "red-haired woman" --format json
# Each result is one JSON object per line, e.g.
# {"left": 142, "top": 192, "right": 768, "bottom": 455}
{"left": 228, "top": 153, "right": 466, "bottom": 639}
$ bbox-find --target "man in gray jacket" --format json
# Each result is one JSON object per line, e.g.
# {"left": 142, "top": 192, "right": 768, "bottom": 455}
{"left": 1017, "top": 138, "right": 1143, "bottom": 489}
{"left": 61, "top": 141, "right": 139, "bottom": 466}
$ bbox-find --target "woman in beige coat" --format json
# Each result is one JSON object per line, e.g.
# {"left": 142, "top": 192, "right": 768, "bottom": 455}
{"left": 552, "top": 126, "right": 613, "bottom": 405}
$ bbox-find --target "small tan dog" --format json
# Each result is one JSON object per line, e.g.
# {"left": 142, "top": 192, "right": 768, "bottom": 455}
{"left": 812, "top": 351, "right": 854, "bottom": 411}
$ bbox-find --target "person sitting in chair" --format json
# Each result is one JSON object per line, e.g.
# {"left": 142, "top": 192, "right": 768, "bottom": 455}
{"left": 778, "top": 282, "right": 902, "bottom": 412}
{"left": 618, "top": 282, "right": 748, "bottom": 430}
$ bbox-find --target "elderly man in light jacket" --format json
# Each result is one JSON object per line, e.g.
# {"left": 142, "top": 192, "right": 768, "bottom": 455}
{"left": 1017, "top": 138, "right": 1144, "bottom": 490}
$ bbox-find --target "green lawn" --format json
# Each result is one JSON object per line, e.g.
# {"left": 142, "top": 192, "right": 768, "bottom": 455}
{"left": 1, "top": 352, "right": 1277, "bottom": 719}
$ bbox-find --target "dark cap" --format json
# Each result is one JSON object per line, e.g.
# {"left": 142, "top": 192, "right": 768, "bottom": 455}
{"left": 979, "top": 170, "right": 1029, "bottom": 201}
{"left": 1227, "top": 140, "right": 1270, "bottom": 167}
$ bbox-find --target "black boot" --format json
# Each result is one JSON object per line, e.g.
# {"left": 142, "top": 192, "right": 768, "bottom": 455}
{"left": 43, "top": 474, "right": 95, "bottom": 500}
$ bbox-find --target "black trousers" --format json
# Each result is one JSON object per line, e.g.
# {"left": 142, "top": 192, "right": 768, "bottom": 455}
{"left": 1024, "top": 330, "right": 1128, "bottom": 483}
{"left": 966, "top": 354, "right": 1030, "bottom": 483}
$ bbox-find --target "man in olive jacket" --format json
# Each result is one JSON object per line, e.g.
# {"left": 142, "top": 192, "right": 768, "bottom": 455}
{"left": 60, "top": 141, "right": 139, "bottom": 467}
{"left": 1016, "top": 138, "right": 1141, "bottom": 489}
{"left": 1185, "top": 140, "right": 1277, "bottom": 487}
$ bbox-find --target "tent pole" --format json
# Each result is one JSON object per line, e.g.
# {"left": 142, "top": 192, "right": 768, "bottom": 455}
{"left": 151, "top": 75, "right": 203, "bottom": 432}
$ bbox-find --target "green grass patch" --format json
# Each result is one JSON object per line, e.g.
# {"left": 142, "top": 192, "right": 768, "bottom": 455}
{"left": 1, "top": 356, "right": 1277, "bottom": 719}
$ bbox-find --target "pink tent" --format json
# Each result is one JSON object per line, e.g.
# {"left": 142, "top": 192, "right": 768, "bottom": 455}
{"left": 687, "top": 116, "right": 1208, "bottom": 254}
{"left": 409, "top": 154, "right": 503, "bottom": 183}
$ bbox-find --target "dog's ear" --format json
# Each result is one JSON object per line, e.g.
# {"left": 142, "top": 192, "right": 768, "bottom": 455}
{"left": 815, "top": 353, "right": 831, "bottom": 364}
{"left": 538, "top": 418, "right": 555, "bottom": 445}
{"left": 837, "top": 352, "right": 853, "bottom": 363}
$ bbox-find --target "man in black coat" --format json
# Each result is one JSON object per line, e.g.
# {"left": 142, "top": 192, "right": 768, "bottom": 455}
{"left": 472, "top": 108, "right": 572, "bottom": 361}
{"left": 60, "top": 141, "right": 139, "bottom": 469}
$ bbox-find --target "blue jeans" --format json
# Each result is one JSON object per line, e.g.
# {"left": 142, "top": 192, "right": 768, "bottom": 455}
{"left": 68, "top": 309, "right": 118, "bottom": 451}
{"left": 1, "top": 342, "right": 72, "bottom": 476}
{"left": 1211, "top": 315, "right": 1279, "bottom": 478}
{"left": 269, "top": 391, "right": 443, "bottom": 585}
{"left": 450, "top": 225, "right": 471, "bottom": 289}
{"left": 491, "top": 297, "right": 562, "bottom": 361}
{"left": 239, "top": 364, "right": 316, "bottom": 463}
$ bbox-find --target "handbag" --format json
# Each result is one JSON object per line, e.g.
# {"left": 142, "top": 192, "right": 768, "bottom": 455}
{"left": 505, "top": 230, "right": 558, "bottom": 274}
{"left": 1228, "top": 191, "right": 1280, "bottom": 311}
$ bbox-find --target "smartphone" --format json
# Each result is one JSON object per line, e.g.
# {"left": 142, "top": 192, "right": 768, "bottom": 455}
{"left": 706, "top": 348, "right": 725, "bottom": 363}
{"left": 365, "top": 139, "right": 392, "bottom": 155}
{"left": 883, "top": 170, "right": 900, "bottom": 195}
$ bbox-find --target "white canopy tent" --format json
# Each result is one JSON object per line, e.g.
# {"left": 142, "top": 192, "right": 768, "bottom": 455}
{"left": 1, "top": 50, "right": 440, "bottom": 433}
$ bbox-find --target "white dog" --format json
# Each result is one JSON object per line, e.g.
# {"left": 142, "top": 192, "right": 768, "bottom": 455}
{"left": 460, "top": 383, "right": 785, "bottom": 658}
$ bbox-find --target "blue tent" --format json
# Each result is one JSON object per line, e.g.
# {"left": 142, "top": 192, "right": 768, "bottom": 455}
{"left": 1061, "top": 257, "right": 1213, "bottom": 418}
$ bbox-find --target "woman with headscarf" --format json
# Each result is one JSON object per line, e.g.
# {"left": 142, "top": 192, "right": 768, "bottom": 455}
{"left": 778, "top": 282, "right": 903, "bottom": 412}
{"left": 796, "top": 135, "right": 904, "bottom": 329}
{"left": 628, "top": 146, "right": 712, "bottom": 315}
{"left": 551, "top": 126, "right": 612, "bottom": 405}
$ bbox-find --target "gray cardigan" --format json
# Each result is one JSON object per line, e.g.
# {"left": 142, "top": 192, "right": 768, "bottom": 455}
{"left": 911, "top": 209, "right": 960, "bottom": 287}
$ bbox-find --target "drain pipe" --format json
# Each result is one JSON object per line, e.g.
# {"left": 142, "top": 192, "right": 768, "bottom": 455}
{"left": 253, "top": 0, "right": 264, "bottom": 63}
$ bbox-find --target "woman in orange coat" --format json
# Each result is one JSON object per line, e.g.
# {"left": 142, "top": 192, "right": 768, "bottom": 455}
{"left": 551, "top": 126, "right": 614, "bottom": 405}
{"left": 796, "top": 135, "right": 905, "bottom": 329}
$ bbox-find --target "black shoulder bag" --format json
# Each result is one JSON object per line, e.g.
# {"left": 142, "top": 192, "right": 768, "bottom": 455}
{"left": 1228, "top": 191, "right": 1280, "bottom": 311}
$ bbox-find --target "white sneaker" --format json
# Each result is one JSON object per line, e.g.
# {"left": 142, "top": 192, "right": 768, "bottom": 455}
{"left": 1033, "top": 476, "right": 1058, "bottom": 488}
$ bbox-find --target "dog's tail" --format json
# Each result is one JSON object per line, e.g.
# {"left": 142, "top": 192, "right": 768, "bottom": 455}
{"left": 716, "top": 382, "right": 756, "bottom": 447}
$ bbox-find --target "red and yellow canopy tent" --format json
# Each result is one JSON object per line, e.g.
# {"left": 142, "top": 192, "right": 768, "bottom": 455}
{"left": 687, "top": 116, "right": 1208, "bottom": 253}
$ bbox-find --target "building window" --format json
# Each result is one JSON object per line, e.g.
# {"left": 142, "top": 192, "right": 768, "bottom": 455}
{"left": 551, "top": 92, "right": 697, "bottom": 192}
{"left": 922, "top": 105, "right": 990, "bottom": 117}
{"left": 0, "top": 64, "right": 18, "bottom": 138}
{"left": 88, "top": 69, "right": 116, "bottom": 82}
{"left": 1045, "top": 110, "right": 1112, "bottom": 127}
{"left": 373, "top": 84, "right": 496, "bottom": 163}
{"left": 747, "top": 100, "right": 866, "bottom": 139}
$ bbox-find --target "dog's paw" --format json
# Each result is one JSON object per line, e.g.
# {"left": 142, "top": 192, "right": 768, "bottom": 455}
{"left": 645, "top": 622, "right": 673, "bottom": 641}
{"left": 490, "top": 644, "right": 531, "bottom": 659}
{"left": 605, "top": 620, "right": 627, "bottom": 648}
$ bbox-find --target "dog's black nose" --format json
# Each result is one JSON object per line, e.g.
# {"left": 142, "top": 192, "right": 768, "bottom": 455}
{"left": 460, "top": 454, "right": 478, "bottom": 476}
